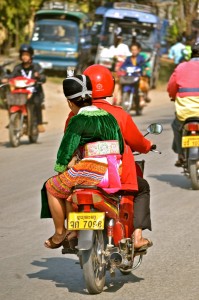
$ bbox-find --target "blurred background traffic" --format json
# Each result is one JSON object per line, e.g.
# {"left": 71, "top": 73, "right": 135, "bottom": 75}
{"left": 1, "top": 0, "right": 199, "bottom": 103}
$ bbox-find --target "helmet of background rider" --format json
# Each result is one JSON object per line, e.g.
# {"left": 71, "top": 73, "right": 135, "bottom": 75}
{"left": 19, "top": 44, "right": 34, "bottom": 60}
{"left": 83, "top": 64, "right": 115, "bottom": 99}
{"left": 191, "top": 42, "right": 199, "bottom": 58}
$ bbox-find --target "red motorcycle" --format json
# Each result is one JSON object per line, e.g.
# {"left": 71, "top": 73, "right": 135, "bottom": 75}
{"left": 62, "top": 123, "right": 163, "bottom": 294}
{"left": 6, "top": 76, "right": 39, "bottom": 147}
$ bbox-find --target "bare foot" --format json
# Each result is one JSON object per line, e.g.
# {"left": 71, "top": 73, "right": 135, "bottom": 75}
{"left": 134, "top": 237, "right": 152, "bottom": 249}
{"left": 65, "top": 230, "right": 78, "bottom": 241}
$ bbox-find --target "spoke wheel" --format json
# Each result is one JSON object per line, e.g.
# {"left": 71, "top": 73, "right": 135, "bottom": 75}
{"left": 82, "top": 231, "right": 106, "bottom": 294}
{"left": 189, "top": 160, "right": 199, "bottom": 190}
{"left": 9, "top": 112, "right": 22, "bottom": 147}
{"left": 27, "top": 106, "right": 38, "bottom": 143}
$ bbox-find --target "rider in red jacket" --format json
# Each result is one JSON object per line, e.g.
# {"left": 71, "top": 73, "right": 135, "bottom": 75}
{"left": 167, "top": 43, "right": 199, "bottom": 166}
{"left": 65, "top": 65, "right": 153, "bottom": 251}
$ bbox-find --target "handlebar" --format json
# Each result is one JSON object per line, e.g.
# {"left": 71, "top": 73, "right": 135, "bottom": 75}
{"left": 133, "top": 144, "right": 162, "bottom": 156}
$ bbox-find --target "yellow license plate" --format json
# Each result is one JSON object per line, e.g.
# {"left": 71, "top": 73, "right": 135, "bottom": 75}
{"left": 182, "top": 136, "right": 199, "bottom": 148}
{"left": 68, "top": 212, "right": 105, "bottom": 230}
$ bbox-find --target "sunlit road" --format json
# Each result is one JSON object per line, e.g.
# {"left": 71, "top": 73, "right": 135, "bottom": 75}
{"left": 0, "top": 82, "right": 199, "bottom": 300}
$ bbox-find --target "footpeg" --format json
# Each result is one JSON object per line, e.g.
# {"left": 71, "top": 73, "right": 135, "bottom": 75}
{"left": 62, "top": 237, "right": 78, "bottom": 254}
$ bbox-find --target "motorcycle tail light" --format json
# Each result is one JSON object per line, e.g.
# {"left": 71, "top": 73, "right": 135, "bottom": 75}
{"left": 184, "top": 123, "right": 199, "bottom": 131}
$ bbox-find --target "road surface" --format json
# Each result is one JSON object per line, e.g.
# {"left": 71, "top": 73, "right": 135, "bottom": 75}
{"left": 0, "top": 82, "right": 199, "bottom": 300}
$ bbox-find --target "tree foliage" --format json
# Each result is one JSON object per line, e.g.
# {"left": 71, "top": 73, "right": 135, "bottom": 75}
{"left": 0, "top": 0, "right": 44, "bottom": 52}
{"left": 174, "top": 0, "right": 199, "bottom": 34}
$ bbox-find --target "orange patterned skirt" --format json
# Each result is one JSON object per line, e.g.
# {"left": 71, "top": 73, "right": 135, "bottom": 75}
{"left": 46, "top": 159, "right": 108, "bottom": 199}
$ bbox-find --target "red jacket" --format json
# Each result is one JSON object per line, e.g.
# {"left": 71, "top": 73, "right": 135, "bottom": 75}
{"left": 167, "top": 59, "right": 199, "bottom": 99}
{"left": 65, "top": 99, "right": 152, "bottom": 191}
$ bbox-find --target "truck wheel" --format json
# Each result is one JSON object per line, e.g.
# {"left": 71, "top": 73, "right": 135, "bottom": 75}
{"left": 81, "top": 231, "right": 106, "bottom": 294}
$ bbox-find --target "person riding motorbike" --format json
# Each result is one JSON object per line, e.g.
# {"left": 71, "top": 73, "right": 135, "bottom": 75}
{"left": 2, "top": 44, "right": 46, "bottom": 133}
{"left": 167, "top": 42, "right": 199, "bottom": 167}
{"left": 64, "top": 64, "right": 154, "bottom": 251}
{"left": 120, "top": 42, "right": 148, "bottom": 114}
{"left": 109, "top": 28, "right": 131, "bottom": 105}
{"left": 42, "top": 74, "right": 124, "bottom": 248}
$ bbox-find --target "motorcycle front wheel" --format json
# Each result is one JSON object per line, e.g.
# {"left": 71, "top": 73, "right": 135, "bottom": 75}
{"left": 81, "top": 231, "right": 106, "bottom": 294}
{"left": 9, "top": 112, "right": 22, "bottom": 147}
{"left": 189, "top": 160, "right": 199, "bottom": 190}
{"left": 121, "top": 91, "right": 133, "bottom": 112}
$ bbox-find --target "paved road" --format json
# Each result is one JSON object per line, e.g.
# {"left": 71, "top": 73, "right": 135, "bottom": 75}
{"left": 0, "top": 83, "right": 199, "bottom": 300}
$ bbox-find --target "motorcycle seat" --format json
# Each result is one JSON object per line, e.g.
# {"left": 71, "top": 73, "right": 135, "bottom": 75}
{"left": 71, "top": 185, "right": 121, "bottom": 202}
{"left": 183, "top": 116, "right": 199, "bottom": 124}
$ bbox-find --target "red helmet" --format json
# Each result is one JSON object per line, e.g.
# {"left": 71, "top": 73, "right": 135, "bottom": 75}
{"left": 83, "top": 64, "right": 115, "bottom": 99}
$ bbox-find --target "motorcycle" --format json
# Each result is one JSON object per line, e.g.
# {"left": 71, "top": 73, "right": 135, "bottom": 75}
{"left": 61, "top": 123, "right": 163, "bottom": 294}
{"left": 181, "top": 117, "right": 199, "bottom": 189}
{"left": 119, "top": 66, "right": 142, "bottom": 115}
{"left": 4, "top": 76, "right": 39, "bottom": 147}
{"left": 118, "top": 58, "right": 150, "bottom": 115}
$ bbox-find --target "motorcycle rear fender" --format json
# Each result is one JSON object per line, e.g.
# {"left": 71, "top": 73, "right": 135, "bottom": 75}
{"left": 76, "top": 230, "right": 94, "bottom": 250}
{"left": 187, "top": 147, "right": 199, "bottom": 160}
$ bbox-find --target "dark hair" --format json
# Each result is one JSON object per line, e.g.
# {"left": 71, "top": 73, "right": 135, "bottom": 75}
{"left": 130, "top": 42, "right": 141, "bottom": 50}
{"left": 63, "top": 75, "right": 92, "bottom": 107}
{"left": 191, "top": 43, "right": 199, "bottom": 58}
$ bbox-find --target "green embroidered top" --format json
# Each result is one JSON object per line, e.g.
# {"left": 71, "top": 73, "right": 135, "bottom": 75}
{"left": 54, "top": 107, "right": 124, "bottom": 172}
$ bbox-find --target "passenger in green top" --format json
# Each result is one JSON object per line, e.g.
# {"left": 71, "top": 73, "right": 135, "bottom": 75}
{"left": 43, "top": 74, "right": 124, "bottom": 249}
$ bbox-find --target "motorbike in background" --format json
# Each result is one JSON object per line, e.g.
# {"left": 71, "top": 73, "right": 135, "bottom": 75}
{"left": 119, "top": 66, "right": 142, "bottom": 115}
{"left": 5, "top": 76, "right": 39, "bottom": 147}
{"left": 61, "top": 123, "right": 163, "bottom": 294}
{"left": 181, "top": 117, "right": 199, "bottom": 189}
{"left": 118, "top": 57, "right": 150, "bottom": 115}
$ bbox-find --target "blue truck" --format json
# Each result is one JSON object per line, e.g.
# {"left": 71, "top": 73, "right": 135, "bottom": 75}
{"left": 30, "top": 1, "right": 92, "bottom": 72}
{"left": 95, "top": 2, "right": 168, "bottom": 88}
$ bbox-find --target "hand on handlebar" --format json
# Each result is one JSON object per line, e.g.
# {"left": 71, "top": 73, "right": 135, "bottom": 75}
{"left": 150, "top": 144, "right": 157, "bottom": 150}
{"left": 150, "top": 144, "right": 161, "bottom": 154}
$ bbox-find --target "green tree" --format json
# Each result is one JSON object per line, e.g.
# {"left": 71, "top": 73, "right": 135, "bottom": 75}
{"left": 0, "top": 0, "right": 43, "bottom": 53}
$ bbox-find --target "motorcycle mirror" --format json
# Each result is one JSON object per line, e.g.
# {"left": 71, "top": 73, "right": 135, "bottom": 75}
{"left": 145, "top": 123, "right": 163, "bottom": 136}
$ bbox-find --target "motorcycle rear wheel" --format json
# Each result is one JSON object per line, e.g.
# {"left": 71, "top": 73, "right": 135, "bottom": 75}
{"left": 27, "top": 105, "right": 38, "bottom": 143}
{"left": 189, "top": 160, "right": 199, "bottom": 190}
{"left": 81, "top": 231, "right": 106, "bottom": 294}
{"left": 9, "top": 112, "right": 22, "bottom": 147}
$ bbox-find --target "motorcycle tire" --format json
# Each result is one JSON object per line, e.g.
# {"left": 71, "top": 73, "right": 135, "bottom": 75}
{"left": 189, "top": 160, "right": 199, "bottom": 190}
{"left": 119, "top": 268, "right": 132, "bottom": 275}
{"left": 122, "top": 91, "right": 133, "bottom": 112}
{"left": 27, "top": 105, "right": 38, "bottom": 143}
{"left": 81, "top": 230, "right": 106, "bottom": 294}
{"left": 9, "top": 112, "right": 22, "bottom": 147}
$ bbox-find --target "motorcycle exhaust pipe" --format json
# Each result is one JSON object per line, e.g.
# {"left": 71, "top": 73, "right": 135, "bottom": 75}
{"left": 110, "top": 252, "right": 122, "bottom": 266}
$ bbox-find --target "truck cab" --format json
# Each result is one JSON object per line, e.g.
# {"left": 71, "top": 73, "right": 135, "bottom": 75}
{"left": 30, "top": 2, "right": 92, "bottom": 72}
